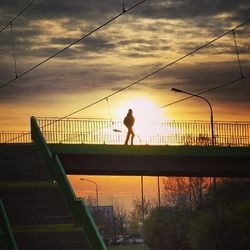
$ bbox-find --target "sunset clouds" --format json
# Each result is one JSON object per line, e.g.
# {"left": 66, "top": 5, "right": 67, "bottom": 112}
{"left": 0, "top": 0, "right": 249, "bottom": 130}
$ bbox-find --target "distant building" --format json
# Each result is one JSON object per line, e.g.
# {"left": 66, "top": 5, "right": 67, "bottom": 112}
{"left": 90, "top": 205, "right": 114, "bottom": 221}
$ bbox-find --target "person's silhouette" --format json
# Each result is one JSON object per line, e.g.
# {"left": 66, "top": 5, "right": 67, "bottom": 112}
{"left": 123, "top": 109, "right": 135, "bottom": 145}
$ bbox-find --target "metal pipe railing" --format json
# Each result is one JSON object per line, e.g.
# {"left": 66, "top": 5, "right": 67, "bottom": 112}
{"left": 0, "top": 131, "right": 31, "bottom": 143}
{"left": 37, "top": 118, "right": 250, "bottom": 146}
{"left": 30, "top": 116, "right": 107, "bottom": 250}
{"left": 0, "top": 199, "right": 18, "bottom": 250}
{"left": 1, "top": 118, "right": 250, "bottom": 146}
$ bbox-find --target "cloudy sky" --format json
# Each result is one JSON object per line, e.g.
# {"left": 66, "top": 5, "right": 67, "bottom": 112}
{"left": 0, "top": 0, "right": 249, "bottom": 131}
{"left": 0, "top": 0, "right": 249, "bottom": 209}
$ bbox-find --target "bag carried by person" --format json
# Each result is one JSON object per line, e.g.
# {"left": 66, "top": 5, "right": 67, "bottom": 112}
{"left": 123, "top": 116, "right": 130, "bottom": 128}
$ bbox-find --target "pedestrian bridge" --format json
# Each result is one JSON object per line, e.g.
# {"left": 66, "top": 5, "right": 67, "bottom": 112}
{"left": 50, "top": 143, "right": 250, "bottom": 177}
{"left": 35, "top": 117, "right": 250, "bottom": 177}
{"left": 2, "top": 117, "right": 250, "bottom": 177}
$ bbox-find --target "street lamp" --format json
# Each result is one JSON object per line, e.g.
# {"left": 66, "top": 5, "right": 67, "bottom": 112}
{"left": 171, "top": 88, "right": 218, "bottom": 249}
{"left": 171, "top": 88, "right": 215, "bottom": 146}
{"left": 141, "top": 176, "right": 145, "bottom": 248}
{"left": 157, "top": 176, "right": 161, "bottom": 206}
{"left": 80, "top": 178, "right": 99, "bottom": 209}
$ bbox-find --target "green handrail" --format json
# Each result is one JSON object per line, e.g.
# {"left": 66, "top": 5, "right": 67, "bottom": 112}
{"left": 0, "top": 199, "right": 18, "bottom": 250}
{"left": 30, "top": 116, "right": 107, "bottom": 250}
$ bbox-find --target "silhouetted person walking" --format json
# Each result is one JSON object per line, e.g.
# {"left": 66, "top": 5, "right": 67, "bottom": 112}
{"left": 123, "top": 109, "right": 135, "bottom": 145}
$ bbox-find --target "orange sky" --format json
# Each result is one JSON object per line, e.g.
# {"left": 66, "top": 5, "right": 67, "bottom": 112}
{"left": 68, "top": 175, "right": 162, "bottom": 211}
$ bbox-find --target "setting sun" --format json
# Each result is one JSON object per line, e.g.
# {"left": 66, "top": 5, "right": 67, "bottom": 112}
{"left": 114, "top": 97, "right": 168, "bottom": 144}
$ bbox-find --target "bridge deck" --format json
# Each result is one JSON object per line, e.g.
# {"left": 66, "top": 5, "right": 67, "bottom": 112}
{"left": 49, "top": 144, "right": 250, "bottom": 177}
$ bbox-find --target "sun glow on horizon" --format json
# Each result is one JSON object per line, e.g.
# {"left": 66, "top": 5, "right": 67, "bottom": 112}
{"left": 113, "top": 97, "right": 169, "bottom": 144}
{"left": 114, "top": 96, "right": 167, "bottom": 121}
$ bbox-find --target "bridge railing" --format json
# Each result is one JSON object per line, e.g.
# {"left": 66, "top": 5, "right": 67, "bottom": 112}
{"left": 0, "top": 131, "right": 31, "bottom": 143}
{"left": 1, "top": 118, "right": 250, "bottom": 146}
{"left": 36, "top": 118, "right": 250, "bottom": 146}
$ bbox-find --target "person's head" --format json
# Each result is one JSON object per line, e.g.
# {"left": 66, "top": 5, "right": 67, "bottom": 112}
{"left": 128, "top": 109, "right": 133, "bottom": 114}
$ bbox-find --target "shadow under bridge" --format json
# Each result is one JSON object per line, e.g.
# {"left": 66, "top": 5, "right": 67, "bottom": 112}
{"left": 49, "top": 144, "right": 250, "bottom": 178}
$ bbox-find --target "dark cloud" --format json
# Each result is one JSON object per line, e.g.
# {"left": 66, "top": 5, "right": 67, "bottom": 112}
{"left": 124, "top": 52, "right": 157, "bottom": 58}
{"left": 81, "top": 36, "right": 117, "bottom": 52}
{"left": 1, "top": 0, "right": 248, "bottom": 58}
{"left": 0, "top": 0, "right": 129, "bottom": 26}
{"left": 4, "top": 0, "right": 246, "bottom": 38}
{"left": 151, "top": 61, "right": 248, "bottom": 88}
{"left": 133, "top": 0, "right": 250, "bottom": 40}
{"left": 178, "top": 41, "right": 246, "bottom": 56}
{"left": 0, "top": 59, "right": 135, "bottom": 103}
{"left": 0, "top": 0, "right": 249, "bottom": 107}
{"left": 140, "top": 0, "right": 249, "bottom": 20}
{"left": 1, "top": 0, "right": 249, "bottom": 28}
{"left": 214, "top": 77, "right": 250, "bottom": 103}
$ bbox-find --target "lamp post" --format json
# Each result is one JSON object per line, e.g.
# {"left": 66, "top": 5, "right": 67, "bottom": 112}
{"left": 141, "top": 176, "right": 145, "bottom": 249}
{"left": 171, "top": 88, "right": 218, "bottom": 250}
{"left": 157, "top": 176, "right": 161, "bottom": 206}
{"left": 80, "top": 178, "right": 99, "bottom": 209}
{"left": 171, "top": 88, "right": 214, "bottom": 145}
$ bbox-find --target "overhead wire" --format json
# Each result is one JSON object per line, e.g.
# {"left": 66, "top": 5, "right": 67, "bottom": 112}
{"left": 2, "top": 18, "right": 250, "bottom": 143}
{"left": 106, "top": 98, "right": 114, "bottom": 124}
{"left": 160, "top": 74, "right": 250, "bottom": 109}
{"left": 0, "top": 0, "right": 37, "bottom": 34}
{"left": 10, "top": 22, "right": 18, "bottom": 78}
{"left": 41, "top": 18, "right": 250, "bottom": 121}
{"left": 0, "top": 0, "right": 147, "bottom": 91}
{"left": 4, "top": 73, "right": 249, "bottom": 144}
{"left": 232, "top": 30, "right": 244, "bottom": 78}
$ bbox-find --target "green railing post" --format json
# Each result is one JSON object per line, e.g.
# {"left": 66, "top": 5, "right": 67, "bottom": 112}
{"left": 30, "top": 116, "right": 107, "bottom": 250}
{"left": 0, "top": 200, "right": 18, "bottom": 250}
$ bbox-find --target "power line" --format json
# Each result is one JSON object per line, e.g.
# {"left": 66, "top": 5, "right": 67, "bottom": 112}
{"left": 3, "top": 74, "right": 249, "bottom": 144}
{"left": 160, "top": 74, "right": 250, "bottom": 109}
{"left": 0, "top": 0, "right": 37, "bottom": 34}
{"left": 2, "top": 132, "right": 31, "bottom": 144}
{"left": 2, "top": 19, "right": 250, "bottom": 142}
{"left": 0, "top": 0, "right": 147, "bottom": 91}
{"left": 232, "top": 29, "right": 244, "bottom": 78}
{"left": 10, "top": 23, "right": 18, "bottom": 78}
{"left": 42, "top": 19, "right": 250, "bottom": 120}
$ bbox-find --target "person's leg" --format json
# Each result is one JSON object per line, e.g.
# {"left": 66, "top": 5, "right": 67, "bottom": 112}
{"left": 125, "top": 130, "right": 130, "bottom": 145}
{"left": 131, "top": 129, "right": 135, "bottom": 145}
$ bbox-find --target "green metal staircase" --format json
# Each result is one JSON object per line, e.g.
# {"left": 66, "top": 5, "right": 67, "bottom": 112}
{"left": 0, "top": 117, "right": 107, "bottom": 249}
{"left": 0, "top": 199, "right": 18, "bottom": 250}
{"left": 30, "top": 116, "right": 107, "bottom": 250}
